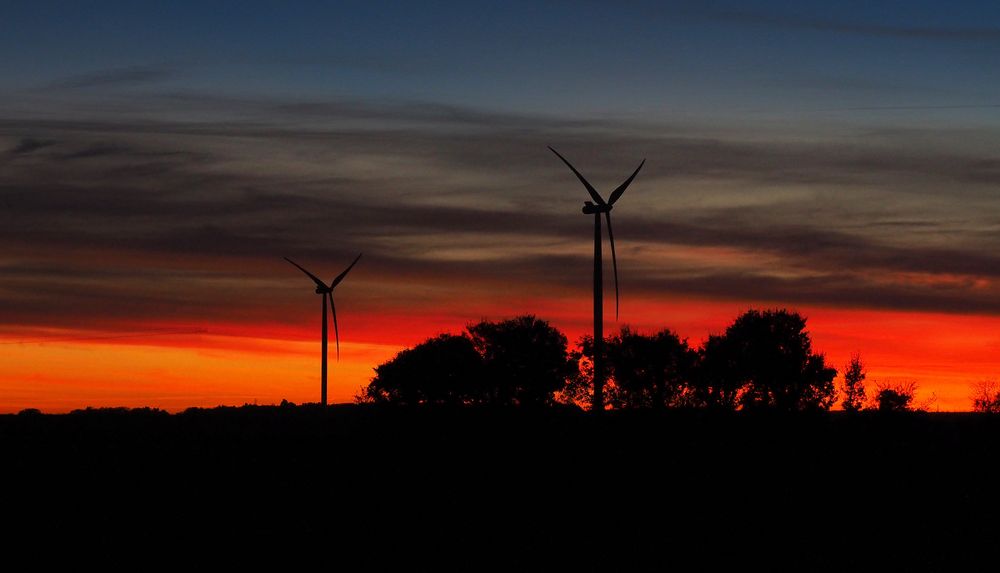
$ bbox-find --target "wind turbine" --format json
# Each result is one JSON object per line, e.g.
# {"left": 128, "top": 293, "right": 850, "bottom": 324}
{"left": 284, "top": 253, "right": 362, "bottom": 405}
{"left": 549, "top": 147, "right": 644, "bottom": 411}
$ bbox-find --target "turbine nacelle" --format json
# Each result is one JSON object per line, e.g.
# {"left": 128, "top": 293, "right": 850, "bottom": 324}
{"left": 582, "top": 201, "right": 612, "bottom": 215}
{"left": 315, "top": 286, "right": 331, "bottom": 294}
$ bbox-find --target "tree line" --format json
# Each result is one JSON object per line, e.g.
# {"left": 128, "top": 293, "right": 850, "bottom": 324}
{"left": 358, "top": 308, "right": 973, "bottom": 411}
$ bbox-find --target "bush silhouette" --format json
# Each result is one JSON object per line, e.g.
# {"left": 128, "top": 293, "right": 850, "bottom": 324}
{"left": 872, "top": 381, "right": 918, "bottom": 412}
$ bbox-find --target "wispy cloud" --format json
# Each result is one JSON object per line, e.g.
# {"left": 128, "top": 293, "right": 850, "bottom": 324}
{"left": 8, "top": 138, "right": 55, "bottom": 154}
{"left": 3, "top": 95, "right": 1000, "bottom": 335}
{"left": 711, "top": 10, "right": 1000, "bottom": 41}
{"left": 42, "top": 65, "right": 176, "bottom": 90}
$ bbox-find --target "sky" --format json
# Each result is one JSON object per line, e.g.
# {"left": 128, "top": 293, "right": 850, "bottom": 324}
{"left": 4, "top": 0, "right": 1000, "bottom": 411}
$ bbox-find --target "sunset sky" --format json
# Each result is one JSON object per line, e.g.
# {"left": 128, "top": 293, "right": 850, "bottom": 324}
{"left": 5, "top": 1, "right": 1000, "bottom": 411}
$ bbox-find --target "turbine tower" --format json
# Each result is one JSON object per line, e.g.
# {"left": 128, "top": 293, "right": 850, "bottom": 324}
{"left": 284, "top": 253, "right": 362, "bottom": 405}
{"left": 549, "top": 147, "right": 644, "bottom": 411}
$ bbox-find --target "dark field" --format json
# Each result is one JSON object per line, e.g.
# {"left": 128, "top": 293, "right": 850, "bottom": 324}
{"left": 4, "top": 405, "right": 999, "bottom": 569}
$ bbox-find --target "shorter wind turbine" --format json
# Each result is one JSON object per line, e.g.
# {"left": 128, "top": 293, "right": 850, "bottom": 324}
{"left": 285, "top": 253, "right": 362, "bottom": 405}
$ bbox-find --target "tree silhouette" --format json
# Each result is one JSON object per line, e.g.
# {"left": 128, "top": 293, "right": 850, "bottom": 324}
{"left": 572, "top": 327, "right": 697, "bottom": 409}
{"left": 693, "top": 334, "right": 743, "bottom": 410}
{"left": 841, "top": 353, "right": 866, "bottom": 412}
{"left": 359, "top": 316, "right": 575, "bottom": 407}
{"left": 358, "top": 310, "right": 847, "bottom": 412}
{"left": 971, "top": 380, "right": 1000, "bottom": 413}
{"left": 560, "top": 337, "right": 600, "bottom": 409}
{"left": 466, "top": 315, "right": 575, "bottom": 406}
{"left": 696, "top": 309, "right": 837, "bottom": 411}
{"left": 607, "top": 327, "right": 697, "bottom": 408}
{"left": 360, "top": 334, "right": 485, "bottom": 405}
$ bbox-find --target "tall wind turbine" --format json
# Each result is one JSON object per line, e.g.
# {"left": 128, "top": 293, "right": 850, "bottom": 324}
{"left": 549, "top": 147, "right": 644, "bottom": 411}
{"left": 284, "top": 253, "right": 362, "bottom": 405}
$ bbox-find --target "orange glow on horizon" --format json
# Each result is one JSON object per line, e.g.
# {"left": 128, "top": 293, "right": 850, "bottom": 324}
{"left": 0, "top": 334, "right": 402, "bottom": 413}
{"left": 3, "top": 297, "right": 999, "bottom": 413}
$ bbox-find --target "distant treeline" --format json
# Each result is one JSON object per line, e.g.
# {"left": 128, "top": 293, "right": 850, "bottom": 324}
{"left": 358, "top": 309, "right": 1000, "bottom": 412}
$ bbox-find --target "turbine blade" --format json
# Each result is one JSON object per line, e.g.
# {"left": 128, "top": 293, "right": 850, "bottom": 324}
{"left": 330, "top": 253, "right": 363, "bottom": 289}
{"left": 607, "top": 159, "right": 645, "bottom": 206}
{"left": 328, "top": 291, "right": 340, "bottom": 361}
{"left": 548, "top": 146, "right": 606, "bottom": 205}
{"left": 605, "top": 211, "right": 620, "bottom": 321}
{"left": 284, "top": 257, "right": 326, "bottom": 289}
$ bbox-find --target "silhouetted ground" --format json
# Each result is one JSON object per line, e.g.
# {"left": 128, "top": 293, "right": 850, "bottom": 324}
{"left": 3, "top": 405, "right": 999, "bottom": 569}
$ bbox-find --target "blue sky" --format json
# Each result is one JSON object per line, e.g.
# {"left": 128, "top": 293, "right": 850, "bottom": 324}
{"left": 7, "top": 0, "right": 1000, "bottom": 121}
